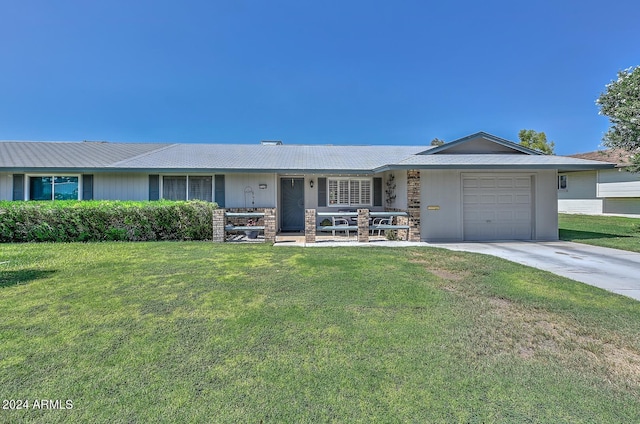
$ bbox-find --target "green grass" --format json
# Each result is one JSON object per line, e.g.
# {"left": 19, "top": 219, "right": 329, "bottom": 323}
{"left": 1, "top": 243, "right": 639, "bottom": 423}
{"left": 559, "top": 213, "right": 640, "bottom": 252}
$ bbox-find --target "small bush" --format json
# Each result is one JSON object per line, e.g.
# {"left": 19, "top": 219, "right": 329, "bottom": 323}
{"left": 0, "top": 200, "right": 216, "bottom": 242}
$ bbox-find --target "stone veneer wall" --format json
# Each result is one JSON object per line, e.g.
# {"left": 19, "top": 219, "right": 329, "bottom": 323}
{"left": 357, "top": 209, "right": 370, "bottom": 243}
{"left": 406, "top": 170, "right": 421, "bottom": 241}
{"left": 305, "top": 209, "right": 316, "bottom": 243}
{"left": 213, "top": 208, "right": 225, "bottom": 242}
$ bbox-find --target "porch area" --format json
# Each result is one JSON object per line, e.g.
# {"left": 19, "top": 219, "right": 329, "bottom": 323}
{"left": 212, "top": 208, "right": 420, "bottom": 244}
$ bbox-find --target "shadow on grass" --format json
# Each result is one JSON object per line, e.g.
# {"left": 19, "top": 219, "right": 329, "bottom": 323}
{"left": 559, "top": 229, "right": 632, "bottom": 241}
{"left": 0, "top": 270, "right": 56, "bottom": 288}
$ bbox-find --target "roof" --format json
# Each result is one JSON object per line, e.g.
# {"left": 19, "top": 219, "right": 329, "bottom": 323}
{"left": 568, "top": 149, "right": 636, "bottom": 167}
{"left": 0, "top": 133, "right": 615, "bottom": 173}
{"left": 393, "top": 154, "right": 613, "bottom": 171}
{"left": 0, "top": 141, "right": 171, "bottom": 169}
{"left": 111, "top": 144, "right": 425, "bottom": 172}
{"left": 421, "top": 131, "right": 542, "bottom": 155}
{"left": 0, "top": 141, "right": 424, "bottom": 173}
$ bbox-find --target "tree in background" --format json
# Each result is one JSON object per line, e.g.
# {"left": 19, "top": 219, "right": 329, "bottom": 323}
{"left": 596, "top": 66, "right": 640, "bottom": 172}
{"left": 518, "top": 129, "right": 555, "bottom": 155}
{"left": 430, "top": 138, "right": 445, "bottom": 146}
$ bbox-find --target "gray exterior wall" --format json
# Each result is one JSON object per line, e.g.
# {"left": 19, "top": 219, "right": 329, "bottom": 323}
{"left": 603, "top": 198, "right": 640, "bottom": 214}
{"left": 383, "top": 171, "right": 407, "bottom": 210}
{"left": 420, "top": 169, "right": 558, "bottom": 242}
{"left": 558, "top": 199, "right": 603, "bottom": 214}
{"left": 94, "top": 173, "right": 149, "bottom": 201}
{"left": 534, "top": 170, "right": 559, "bottom": 241}
{"left": 558, "top": 171, "right": 597, "bottom": 199}
{"left": 599, "top": 166, "right": 640, "bottom": 215}
{"left": 597, "top": 168, "right": 640, "bottom": 198}
{"left": 225, "top": 173, "right": 277, "bottom": 208}
{"left": 439, "top": 139, "right": 525, "bottom": 154}
{"left": 557, "top": 171, "right": 603, "bottom": 214}
{"left": 557, "top": 169, "right": 640, "bottom": 215}
{"left": 421, "top": 170, "right": 463, "bottom": 241}
{"left": 0, "top": 173, "right": 11, "bottom": 200}
{"left": 304, "top": 176, "right": 317, "bottom": 210}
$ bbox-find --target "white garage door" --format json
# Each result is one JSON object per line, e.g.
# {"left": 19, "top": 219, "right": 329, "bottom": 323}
{"left": 462, "top": 174, "right": 533, "bottom": 241}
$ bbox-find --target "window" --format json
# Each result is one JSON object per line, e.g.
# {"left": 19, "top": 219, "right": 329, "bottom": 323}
{"left": 29, "top": 176, "right": 79, "bottom": 200}
{"left": 162, "top": 176, "right": 212, "bottom": 201}
{"left": 558, "top": 175, "right": 568, "bottom": 190}
{"left": 328, "top": 178, "right": 372, "bottom": 206}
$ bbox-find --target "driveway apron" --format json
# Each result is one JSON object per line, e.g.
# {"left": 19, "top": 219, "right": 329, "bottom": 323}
{"left": 428, "top": 241, "right": 640, "bottom": 301}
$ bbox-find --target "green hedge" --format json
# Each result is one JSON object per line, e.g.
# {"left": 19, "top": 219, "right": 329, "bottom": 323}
{"left": 0, "top": 200, "right": 216, "bottom": 242}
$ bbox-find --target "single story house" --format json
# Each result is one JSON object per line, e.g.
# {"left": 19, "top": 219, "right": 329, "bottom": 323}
{"left": 558, "top": 149, "right": 640, "bottom": 215}
{"left": 0, "top": 132, "right": 614, "bottom": 242}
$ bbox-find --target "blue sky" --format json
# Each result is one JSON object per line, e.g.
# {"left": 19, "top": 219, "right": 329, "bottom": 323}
{"left": 1, "top": 0, "right": 639, "bottom": 154}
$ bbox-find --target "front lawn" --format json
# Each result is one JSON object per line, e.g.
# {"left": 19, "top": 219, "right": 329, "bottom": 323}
{"left": 559, "top": 213, "right": 640, "bottom": 252}
{"left": 1, "top": 243, "right": 639, "bottom": 422}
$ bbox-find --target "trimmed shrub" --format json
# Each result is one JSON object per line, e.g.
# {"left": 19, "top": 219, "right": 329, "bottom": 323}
{"left": 0, "top": 200, "right": 216, "bottom": 242}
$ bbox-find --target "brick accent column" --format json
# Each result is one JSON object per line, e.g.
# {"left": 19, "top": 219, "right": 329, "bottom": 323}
{"left": 305, "top": 209, "right": 316, "bottom": 243}
{"left": 213, "top": 208, "right": 226, "bottom": 242}
{"left": 263, "top": 208, "right": 276, "bottom": 243}
{"left": 357, "top": 209, "right": 369, "bottom": 243}
{"left": 397, "top": 215, "right": 409, "bottom": 240}
{"left": 407, "top": 170, "right": 421, "bottom": 242}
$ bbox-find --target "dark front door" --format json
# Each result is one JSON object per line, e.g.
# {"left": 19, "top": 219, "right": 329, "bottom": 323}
{"left": 280, "top": 178, "right": 305, "bottom": 231}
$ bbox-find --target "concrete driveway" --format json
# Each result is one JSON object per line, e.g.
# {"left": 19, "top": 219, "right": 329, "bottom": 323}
{"left": 428, "top": 241, "right": 640, "bottom": 301}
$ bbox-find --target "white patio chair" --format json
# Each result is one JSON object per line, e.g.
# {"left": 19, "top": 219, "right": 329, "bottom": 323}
{"left": 333, "top": 217, "right": 351, "bottom": 237}
{"left": 371, "top": 217, "right": 392, "bottom": 236}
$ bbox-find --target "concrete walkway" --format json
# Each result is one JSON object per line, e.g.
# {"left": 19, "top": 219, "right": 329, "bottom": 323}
{"left": 429, "top": 241, "right": 640, "bottom": 301}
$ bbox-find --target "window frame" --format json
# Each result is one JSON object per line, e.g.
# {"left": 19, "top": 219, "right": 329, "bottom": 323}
{"left": 558, "top": 174, "right": 568, "bottom": 191}
{"left": 26, "top": 174, "right": 82, "bottom": 201}
{"left": 160, "top": 175, "right": 214, "bottom": 201}
{"left": 327, "top": 177, "right": 373, "bottom": 207}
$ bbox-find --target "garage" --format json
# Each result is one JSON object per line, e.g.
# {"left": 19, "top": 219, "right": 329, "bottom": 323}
{"left": 462, "top": 174, "right": 533, "bottom": 241}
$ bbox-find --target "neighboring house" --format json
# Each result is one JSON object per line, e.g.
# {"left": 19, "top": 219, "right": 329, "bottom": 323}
{"left": 558, "top": 149, "right": 640, "bottom": 215}
{"left": 0, "top": 132, "right": 613, "bottom": 242}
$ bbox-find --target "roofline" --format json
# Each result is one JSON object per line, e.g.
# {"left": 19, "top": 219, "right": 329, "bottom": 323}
{"left": 0, "top": 167, "right": 378, "bottom": 174}
{"left": 382, "top": 163, "right": 616, "bottom": 172}
{"left": 421, "top": 131, "right": 542, "bottom": 155}
{"left": 3, "top": 161, "right": 616, "bottom": 174}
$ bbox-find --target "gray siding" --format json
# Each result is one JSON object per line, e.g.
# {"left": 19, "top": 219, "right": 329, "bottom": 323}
{"left": 557, "top": 170, "right": 602, "bottom": 214}
{"left": 534, "top": 170, "right": 559, "bottom": 241}
{"left": 225, "top": 173, "right": 277, "bottom": 208}
{"left": 603, "top": 198, "right": 640, "bottom": 214}
{"left": 0, "top": 173, "right": 12, "bottom": 200}
{"left": 438, "top": 139, "right": 524, "bottom": 154}
{"left": 421, "top": 170, "right": 463, "bottom": 241}
{"left": 557, "top": 171, "right": 597, "bottom": 199}
{"left": 393, "top": 171, "right": 408, "bottom": 210}
{"left": 558, "top": 199, "right": 603, "bottom": 214}
{"left": 598, "top": 169, "right": 640, "bottom": 198}
{"left": 94, "top": 173, "right": 149, "bottom": 201}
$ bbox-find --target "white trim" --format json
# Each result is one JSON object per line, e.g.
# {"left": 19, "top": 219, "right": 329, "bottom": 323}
{"left": 25, "top": 173, "right": 83, "bottom": 201}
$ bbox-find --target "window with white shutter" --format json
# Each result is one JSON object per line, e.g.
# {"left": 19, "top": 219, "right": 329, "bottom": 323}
{"left": 327, "top": 178, "right": 372, "bottom": 206}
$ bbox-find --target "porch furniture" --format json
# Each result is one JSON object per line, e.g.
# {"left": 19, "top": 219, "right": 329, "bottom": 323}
{"left": 224, "top": 212, "right": 266, "bottom": 240}
{"left": 370, "top": 217, "right": 392, "bottom": 236}
{"left": 316, "top": 212, "right": 358, "bottom": 238}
